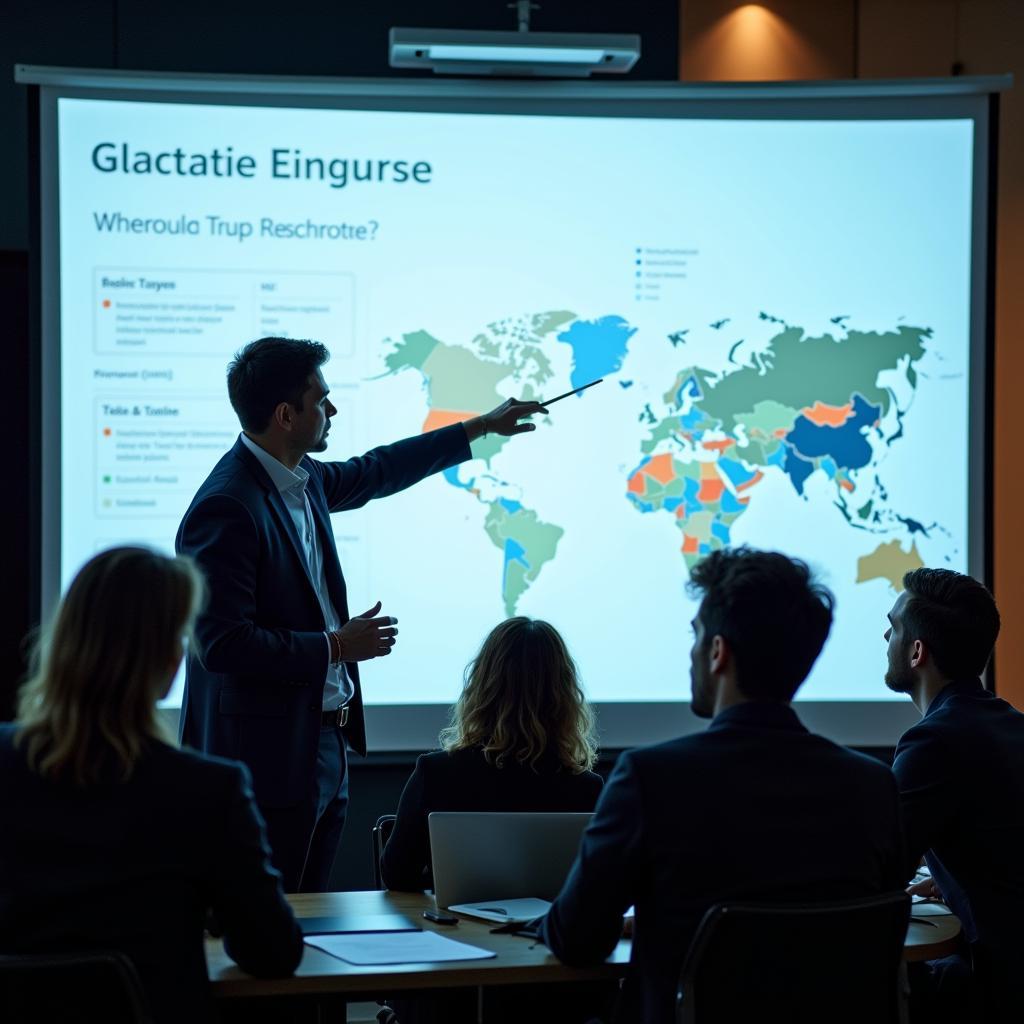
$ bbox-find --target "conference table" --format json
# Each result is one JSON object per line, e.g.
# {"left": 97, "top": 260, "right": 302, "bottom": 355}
{"left": 206, "top": 889, "right": 961, "bottom": 1003}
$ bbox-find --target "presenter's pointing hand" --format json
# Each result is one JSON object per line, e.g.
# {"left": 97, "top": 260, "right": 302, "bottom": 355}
{"left": 334, "top": 601, "right": 398, "bottom": 662}
{"left": 465, "top": 399, "right": 549, "bottom": 442}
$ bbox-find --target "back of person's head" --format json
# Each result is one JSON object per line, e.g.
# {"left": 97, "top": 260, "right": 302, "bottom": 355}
{"left": 227, "top": 336, "right": 329, "bottom": 433}
{"left": 17, "top": 546, "right": 205, "bottom": 786}
{"left": 688, "top": 546, "right": 834, "bottom": 701}
{"left": 900, "top": 568, "right": 1000, "bottom": 680}
{"left": 440, "top": 618, "right": 596, "bottom": 773}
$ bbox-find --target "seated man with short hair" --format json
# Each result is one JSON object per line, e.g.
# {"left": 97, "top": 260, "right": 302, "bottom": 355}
{"left": 541, "top": 547, "right": 906, "bottom": 1024}
{"left": 883, "top": 568, "right": 1023, "bottom": 1019}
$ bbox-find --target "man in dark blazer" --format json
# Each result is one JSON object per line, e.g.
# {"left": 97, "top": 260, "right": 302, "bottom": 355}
{"left": 883, "top": 568, "right": 1022, "bottom": 1019}
{"left": 177, "top": 336, "right": 545, "bottom": 892}
{"left": 541, "top": 548, "right": 906, "bottom": 1023}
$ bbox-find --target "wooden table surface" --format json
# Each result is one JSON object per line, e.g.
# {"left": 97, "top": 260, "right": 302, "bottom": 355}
{"left": 904, "top": 903, "right": 962, "bottom": 962}
{"left": 207, "top": 890, "right": 960, "bottom": 997}
{"left": 208, "top": 890, "right": 630, "bottom": 997}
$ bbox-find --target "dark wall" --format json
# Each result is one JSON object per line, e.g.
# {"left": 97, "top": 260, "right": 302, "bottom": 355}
{"left": 0, "top": 250, "right": 32, "bottom": 721}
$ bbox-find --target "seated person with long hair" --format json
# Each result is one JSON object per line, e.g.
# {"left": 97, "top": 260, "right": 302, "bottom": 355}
{"left": 381, "top": 617, "right": 603, "bottom": 891}
{"left": 0, "top": 547, "right": 302, "bottom": 1024}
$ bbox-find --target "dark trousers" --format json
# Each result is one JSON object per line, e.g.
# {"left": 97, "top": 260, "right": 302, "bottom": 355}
{"left": 260, "top": 725, "right": 350, "bottom": 893}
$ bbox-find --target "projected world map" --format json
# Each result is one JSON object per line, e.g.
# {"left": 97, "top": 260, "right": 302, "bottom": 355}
{"left": 52, "top": 89, "right": 977, "bottom": 711}
{"left": 382, "top": 311, "right": 944, "bottom": 615}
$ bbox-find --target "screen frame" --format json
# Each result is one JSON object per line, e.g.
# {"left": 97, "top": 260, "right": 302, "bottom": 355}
{"left": 20, "top": 66, "right": 1006, "bottom": 750}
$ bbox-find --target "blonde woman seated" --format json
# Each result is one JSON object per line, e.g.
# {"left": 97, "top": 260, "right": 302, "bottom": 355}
{"left": 381, "top": 617, "right": 603, "bottom": 892}
{"left": 0, "top": 547, "right": 302, "bottom": 1024}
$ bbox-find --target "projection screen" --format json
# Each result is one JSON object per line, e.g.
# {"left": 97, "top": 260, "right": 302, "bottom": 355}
{"left": 20, "top": 67, "right": 1003, "bottom": 749}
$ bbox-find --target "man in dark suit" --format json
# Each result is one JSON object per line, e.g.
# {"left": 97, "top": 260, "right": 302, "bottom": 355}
{"left": 883, "top": 568, "right": 1022, "bottom": 1019}
{"left": 541, "top": 547, "right": 906, "bottom": 1023}
{"left": 177, "top": 337, "right": 545, "bottom": 892}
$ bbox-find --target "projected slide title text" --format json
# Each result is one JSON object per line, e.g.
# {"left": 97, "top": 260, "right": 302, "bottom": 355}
{"left": 91, "top": 142, "right": 433, "bottom": 190}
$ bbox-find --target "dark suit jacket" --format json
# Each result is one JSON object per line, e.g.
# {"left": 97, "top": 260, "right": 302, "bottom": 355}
{"left": 0, "top": 728, "right": 302, "bottom": 1024}
{"left": 176, "top": 426, "right": 469, "bottom": 806}
{"left": 893, "top": 679, "right": 1024, "bottom": 968}
{"left": 542, "top": 702, "right": 906, "bottom": 1024}
{"left": 381, "top": 746, "right": 604, "bottom": 891}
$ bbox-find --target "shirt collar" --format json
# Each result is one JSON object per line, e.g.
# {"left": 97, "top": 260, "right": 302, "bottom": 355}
{"left": 707, "top": 700, "right": 808, "bottom": 734}
{"left": 239, "top": 433, "right": 309, "bottom": 495}
{"left": 924, "top": 677, "right": 988, "bottom": 717}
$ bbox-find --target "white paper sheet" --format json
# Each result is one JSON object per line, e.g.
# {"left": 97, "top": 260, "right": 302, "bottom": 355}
{"left": 305, "top": 931, "right": 497, "bottom": 965}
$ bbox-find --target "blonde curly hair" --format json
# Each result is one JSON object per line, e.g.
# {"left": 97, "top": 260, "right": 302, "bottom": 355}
{"left": 440, "top": 617, "right": 596, "bottom": 773}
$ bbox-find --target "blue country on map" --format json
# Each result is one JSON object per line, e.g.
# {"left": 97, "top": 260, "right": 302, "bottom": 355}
{"left": 556, "top": 315, "right": 637, "bottom": 391}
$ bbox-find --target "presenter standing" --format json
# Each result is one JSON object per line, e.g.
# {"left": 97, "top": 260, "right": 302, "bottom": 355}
{"left": 177, "top": 337, "right": 546, "bottom": 892}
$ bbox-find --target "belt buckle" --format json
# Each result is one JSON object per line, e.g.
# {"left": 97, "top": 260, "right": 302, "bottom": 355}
{"left": 337, "top": 704, "right": 349, "bottom": 729}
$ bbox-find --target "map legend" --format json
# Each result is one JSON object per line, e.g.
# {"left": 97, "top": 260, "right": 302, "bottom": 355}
{"left": 632, "top": 246, "right": 698, "bottom": 302}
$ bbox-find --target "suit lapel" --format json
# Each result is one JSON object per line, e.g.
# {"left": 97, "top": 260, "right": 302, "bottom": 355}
{"left": 264, "top": 489, "right": 321, "bottom": 599}
{"left": 232, "top": 438, "right": 321, "bottom": 604}
{"left": 305, "top": 474, "right": 349, "bottom": 619}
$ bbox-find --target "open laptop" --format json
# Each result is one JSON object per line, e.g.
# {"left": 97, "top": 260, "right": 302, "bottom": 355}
{"left": 428, "top": 812, "right": 592, "bottom": 923}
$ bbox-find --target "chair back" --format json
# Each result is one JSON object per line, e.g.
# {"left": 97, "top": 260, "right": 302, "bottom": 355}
{"left": 0, "top": 950, "right": 154, "bottom": 1024}
{"left": 371, "top": 813, "right": 397, "bottom": 889}
{"left": 677, "top": 891, "right": 911, "bottom": 1024}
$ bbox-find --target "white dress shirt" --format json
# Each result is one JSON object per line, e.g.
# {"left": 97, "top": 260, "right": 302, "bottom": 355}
{"left": 240, "top": 433, "right": 352, "bottom": 711}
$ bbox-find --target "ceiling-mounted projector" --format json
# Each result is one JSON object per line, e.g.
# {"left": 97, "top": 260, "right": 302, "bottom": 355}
{"left": 389, "top": 28, "right": 641, "bottom": 77}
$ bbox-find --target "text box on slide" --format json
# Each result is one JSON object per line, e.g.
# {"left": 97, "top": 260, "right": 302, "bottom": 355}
{"left": 92, "top": 268, "right": 356, "bottom": 356}
{"left": 92, "top": 392, "right": 357, "bottom": 521}
{"left": 94, "top": 394, "right": 237, "bottom": 519}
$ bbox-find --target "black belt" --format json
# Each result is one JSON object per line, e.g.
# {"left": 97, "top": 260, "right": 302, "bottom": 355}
{"left": 321, "top": 704, "right": 350, "bottom": 729}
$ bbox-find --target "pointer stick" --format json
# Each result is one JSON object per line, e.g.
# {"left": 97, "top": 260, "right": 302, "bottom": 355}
{"left": 539, "top": 378, "right": 605, "bottom": 407}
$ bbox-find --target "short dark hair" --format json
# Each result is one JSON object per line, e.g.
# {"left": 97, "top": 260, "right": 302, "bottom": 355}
{"left": 901, "top": 568, "right": 999, "bottom": 680}
{"left": 688, "top": 547, "right": 834, "bottom": 701}
{"left": 226, "top": 337, "right": 329, "bottom": 432}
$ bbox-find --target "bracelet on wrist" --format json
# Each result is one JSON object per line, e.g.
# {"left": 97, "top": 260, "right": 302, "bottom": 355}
{"left": 329, "top": 632, "right": 343, "bottom": 664}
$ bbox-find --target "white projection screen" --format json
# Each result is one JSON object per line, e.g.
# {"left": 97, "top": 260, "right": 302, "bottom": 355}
{"left": 21, "top": 67, "right": 1002, "bottom": 750}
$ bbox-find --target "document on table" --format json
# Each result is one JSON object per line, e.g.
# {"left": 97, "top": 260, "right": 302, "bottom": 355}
{"left": 305, "top": 931, "right": 497, "bottom": 966}
{"left": 448, "top": 898, "right": 551, "bottom": 924}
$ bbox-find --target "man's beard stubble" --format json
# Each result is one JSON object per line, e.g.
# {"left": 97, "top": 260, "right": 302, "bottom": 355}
{"left": 884, "top": 650, "right": 916, "bottom": 695}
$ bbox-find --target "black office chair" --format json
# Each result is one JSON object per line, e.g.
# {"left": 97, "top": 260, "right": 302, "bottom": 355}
{"left": 370, "top": 813, "right": 401, "bottom": 1022}
{"left": 0, "top": 950, "right": 155, "bottom": 1024}
{"left": 676, "top": 891, "right": 911, "bottom": 1024}
{"left": 371, "top": 812, "right": 397, "bottom": 890}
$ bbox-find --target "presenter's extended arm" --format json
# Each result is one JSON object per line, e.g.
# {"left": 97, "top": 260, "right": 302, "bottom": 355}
{"left": 542, "top": 751, "right": 643, "bottom": 966}
{"left": 315, "top": 400, "right": 547, "bottom": 513}
{"left": 463, "top": 398, "right": 549, "bottom": 442}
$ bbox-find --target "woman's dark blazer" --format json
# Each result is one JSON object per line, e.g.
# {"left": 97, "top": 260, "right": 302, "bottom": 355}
{"left": 0, "top": 727, "right": 303, "bottom": 1024}
{"left": 381, "top": 745, "right": 604, "bottom": 891}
